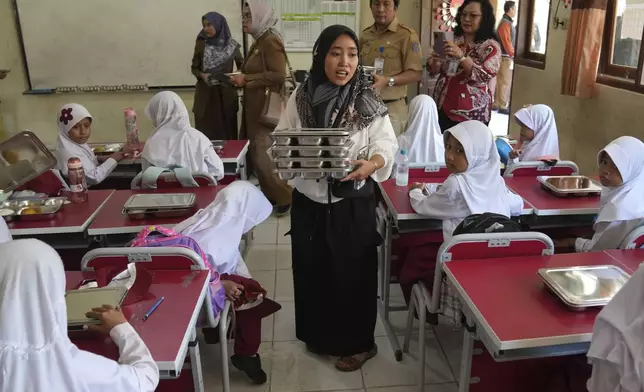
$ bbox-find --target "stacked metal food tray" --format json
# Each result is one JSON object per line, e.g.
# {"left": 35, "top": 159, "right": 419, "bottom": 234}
{"left": 0, "top": 197, "right": 68, "bottom": 222}
{"left": 538, "top": 265, "right": 630, "bottom": 311}
{"left": 268, "top": 129, "right": 355, "bottom": 180}
{"left": 90, "top": 143, "right": 124, "bottom": 156}
{"left": 122, "top": 193, "right": 197, "bottom": 220}
{"left": 537, "top": 176, "right": 602, "bottom": 197}
{"left": 0, "top": 131, "right": 58, "bottom": 193}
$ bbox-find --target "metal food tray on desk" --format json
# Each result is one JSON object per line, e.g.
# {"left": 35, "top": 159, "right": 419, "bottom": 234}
{"left": 270, "top": 129, "right": 351, "bottom": 147}
{"left": 122, "top": 193, "right": 196, "bottom": 220}
{"left": 0, "top": 197, "right": 67, "bottom": 222}
{"left": 90, "top": 143, "right": 124, "bottom": 155}
{"left": 538, "top": 265, "right": 630, "bottom": 311}
{"left": 537, "top": 175, "right": 602, "bottom": 197}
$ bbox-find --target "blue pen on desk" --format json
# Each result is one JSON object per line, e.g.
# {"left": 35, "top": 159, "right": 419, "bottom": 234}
{"left": 143, "top": 297, "right": 164, "bottom": 321}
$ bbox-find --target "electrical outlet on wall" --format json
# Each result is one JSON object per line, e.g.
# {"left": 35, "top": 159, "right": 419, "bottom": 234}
{"left": 561, "top": 17, "right": 569, "bottom": 29}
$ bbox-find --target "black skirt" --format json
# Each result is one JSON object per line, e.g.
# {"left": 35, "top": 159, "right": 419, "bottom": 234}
{"left": 290, "top": 189, "right": 382, "bottom": 357}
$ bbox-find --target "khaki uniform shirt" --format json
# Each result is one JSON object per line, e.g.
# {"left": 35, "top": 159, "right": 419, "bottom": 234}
{"left": 359, "top": 18, "right": 422, "bottom": 101}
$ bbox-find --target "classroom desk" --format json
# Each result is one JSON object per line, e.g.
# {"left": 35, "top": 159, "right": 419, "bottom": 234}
{"left": 66, "top": 270, "right": 209, "bottom": 392}
{"left": 7, "top": 189, "right": 114, "bottom": 236}
{"left": 504, "top": 176, "right": 600, "bottom": 217}
{"left": 604, "top": 248, "right": 644, "bottom": 273}
{"left": 87, "top": 186, "right": 223, "bottom": 237}
{"left": 443, "top": 251, "right": 622, "bottom": 391}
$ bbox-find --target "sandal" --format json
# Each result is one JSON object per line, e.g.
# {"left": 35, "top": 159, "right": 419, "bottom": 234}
{"left": 335, "top": 344, "right": 378, "bottom": 372}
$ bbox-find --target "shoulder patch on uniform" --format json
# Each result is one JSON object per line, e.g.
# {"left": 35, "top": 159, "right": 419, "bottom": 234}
{"left": 412, "top": 42, "right": 420, "bottom": 52}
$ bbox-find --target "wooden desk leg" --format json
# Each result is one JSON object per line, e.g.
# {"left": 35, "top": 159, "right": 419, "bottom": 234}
{"left": 189, "top": 328, "right": 205, "bottom": 392}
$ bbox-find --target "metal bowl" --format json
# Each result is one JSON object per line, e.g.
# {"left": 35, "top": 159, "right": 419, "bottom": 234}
{"left": 298, "top": 149, "right": 323, "bottom": 157}
{"left": 301, "top": 171, "right": 325, "bottom": 180}
{"left": 327, "top": 136, "right": 349, "bottom": 146}
{"left": 272, "top": 150, "right": 295, "bottom": 158}
{"left": 328, "top": 159, "right": 351, "bottom": 168}
{"left": 273, "top": 136, "right": 292, "bottom": 146}
{"left": 298, "top": 136, "right": 323, "bottom": 146}
{"left": 278, "top": 171, "right": 296, "bottom": 181}
{"left": 276, "top": 161, "right": 295, "bottom": 169}
{"left": 327, "top": 150, "right": 349, "bottom": 158}
{"left": 300, "top": 160, "right": 323, "bottom": 168}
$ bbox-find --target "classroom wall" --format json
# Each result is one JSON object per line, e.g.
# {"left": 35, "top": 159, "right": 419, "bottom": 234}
{"left": 0, "top": 0, "right": 422, "bottom": 146}
{"left": 509, "top": 1, "right": 644, "bottom": 175}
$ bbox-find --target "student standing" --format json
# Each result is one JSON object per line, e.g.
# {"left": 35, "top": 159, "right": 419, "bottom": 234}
{"left": 493, "top": 1, "right": 516, "bottom": 114}
{"left": 360, "top": 0, "right": 422, "bottom": 135}
{"left": 191, "top": 12, "right": 243, "bottom": 140}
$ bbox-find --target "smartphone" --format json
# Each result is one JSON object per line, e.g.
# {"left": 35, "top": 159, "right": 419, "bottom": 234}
{"left": 433, "top": 32, "right": 455, "bottom": 57}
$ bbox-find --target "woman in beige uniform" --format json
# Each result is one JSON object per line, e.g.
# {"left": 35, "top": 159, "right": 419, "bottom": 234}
{"left": 230, "top": 0, "right": 292, "bottom": 215}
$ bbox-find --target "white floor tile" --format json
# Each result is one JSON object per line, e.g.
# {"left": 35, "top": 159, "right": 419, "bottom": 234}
{"left": 361, "top": 336, "right": 454, "bottom": 388}
{"left": 277, "top": 245, "right": 292, "bottom": 270}
{"left": 262, "top": 315, "right": 275, "bottom": 342}
{"left": 254, "top": 223, "right": 278, "bottom": 245}
{"left": 273, "top": 301, "right": 297, "bottom": 342}
{"left": 245, "top": 245, "right": 277, "bottom": 272}
{"left": 278, "top": 221, "right": 292, "bottom": 244}
{"left": 252, "top": 270, "right": 276, "bottom": 298}
{"left": 270, "top": 341, "right": 364, "bottom": 392}
{"left": 275, "top": 269, "right": 294, "bottom": 302}
{"left": 432, "top": 317, "right": 463, "bottom": 378}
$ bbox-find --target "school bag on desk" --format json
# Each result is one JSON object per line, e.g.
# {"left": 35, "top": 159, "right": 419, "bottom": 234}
{"left": 130, "top": 225, "right": 226, "bottom": 319}
{"left": 452, "top": 212, "right": 522, "bottom": 235}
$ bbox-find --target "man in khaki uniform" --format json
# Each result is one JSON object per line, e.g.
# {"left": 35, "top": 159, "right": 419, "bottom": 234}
{"left": 360, "top": 0, "right": 422, "bottom": 135}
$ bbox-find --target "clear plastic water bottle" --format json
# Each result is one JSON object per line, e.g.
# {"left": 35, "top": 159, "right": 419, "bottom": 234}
{"left": 395, "top": 149, "right": 409, "bottom": 187}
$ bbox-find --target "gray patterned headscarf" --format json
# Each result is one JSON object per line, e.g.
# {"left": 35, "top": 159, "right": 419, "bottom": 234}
{"left": 199, "top": 12, "right": 239, "bottom": 73}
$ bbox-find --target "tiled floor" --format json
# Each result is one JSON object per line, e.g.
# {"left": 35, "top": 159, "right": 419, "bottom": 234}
{"left": 197, "top": 215, "right": 464, "bottom": 392}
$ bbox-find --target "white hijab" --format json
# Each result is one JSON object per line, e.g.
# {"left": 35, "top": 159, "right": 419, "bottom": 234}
{"left": 0, "top": 219, "right": 11, "bottom": 243}
{"left": 596, "top": 136, "right": 644, "bottom": 225}
{"left": 0, "top": 239, "right": 158, "bottom": 392}
{"left": 588, "top": 263, "right": 644, "bottom": 392}
{"left": 398, "top": 95, "right": 445, "bottom": 163}
{"left": 141, "top": 91, "right": 218, "bottom": 174}
{"left": 173, "top": 181, "right": 272, "bottom": 277}
{"left": 447, "top": 121, "right": 516, "bottom": 217}
{"left": 55, "top": 104, "right": 98, "bottom": 175}
{"left": 514, "top": 104, "right": 560, "bottom": 161}
{"left": 246, "top": 0, "right": 280, "bottom": 39}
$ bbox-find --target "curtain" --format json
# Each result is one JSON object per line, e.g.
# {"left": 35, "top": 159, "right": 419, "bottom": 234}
{"left": 561, "top": 0, "right": 608, "bottom": 98}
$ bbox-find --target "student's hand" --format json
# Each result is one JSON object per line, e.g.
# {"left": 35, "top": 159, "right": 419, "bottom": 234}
{"left": 410, "top": 182, "right": 425, "bottom": 191}
{"left": 371, "top": 74, "right": 388, "bottom": 89}
{"left": 109, "top": 152, "right": 125, "bottom": 161}
{"left": 509, "top": 149, "right": 522, "bottom": 159}
{"left": 444, "top": 41, "right": 464, "bottom": 59}
{"left": 341, "top": 160, "right": 378, "bottom": 182}
{"left": 86, "top": 305, "right": 127, "bottom": 334}
{"left": 200, "top": 73, "right": 210, "bottom": 81}
{"left": 222, "top": 280, "right": 244, "bottom": 301}
{"left": 230, "top": 74, "right": 246, "bottom": 87}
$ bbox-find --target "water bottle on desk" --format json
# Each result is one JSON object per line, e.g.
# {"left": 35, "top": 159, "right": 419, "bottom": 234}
{"left": 67, "top": 157, "right": 88, "bottom": 204}
{"left": 395, "top": 149, "right": 409, "bottom": 187}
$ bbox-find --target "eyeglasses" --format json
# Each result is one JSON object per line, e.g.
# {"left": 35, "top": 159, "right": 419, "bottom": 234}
{"left": 242, "top": 12, "right": 251, "bottom": 20}
{"left": 461, "top": 12, "right": 482, "bottom": 20}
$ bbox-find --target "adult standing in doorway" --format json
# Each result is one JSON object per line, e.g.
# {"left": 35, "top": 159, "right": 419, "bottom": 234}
{"left": 428, "top": 0, "right": 501, "bottom": 131}
{"left": 360, "top": 0, "right": 422, "bottom": 135}
{"left": 493, "top": 1, "right": 516, "bottom": 114}
{"left": 230, "top": 0, "right": 292, "bottom": 216}
{"left": 192, "top": 12, "right": 243, "bottom": 140}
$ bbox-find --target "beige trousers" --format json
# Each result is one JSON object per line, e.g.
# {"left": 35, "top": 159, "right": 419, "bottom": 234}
{"left": 494, "top": 57, "right": 513, "bottom": 109}
{"left": 385, "top": 99, "right": 409, "bottom": 136}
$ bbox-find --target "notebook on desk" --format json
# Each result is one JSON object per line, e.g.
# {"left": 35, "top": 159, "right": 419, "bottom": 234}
{"left": 66, "top": 286, "right": 128, "bottom": 326}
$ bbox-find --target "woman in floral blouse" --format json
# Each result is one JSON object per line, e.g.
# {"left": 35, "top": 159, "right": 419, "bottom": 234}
{"left": 428, "top": 0, "right": 500, "bottom": 131}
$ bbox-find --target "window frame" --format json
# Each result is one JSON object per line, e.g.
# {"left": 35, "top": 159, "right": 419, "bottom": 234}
{"left": 516, "top": 0, "right": 553, "bottom": 70}
{"left": 597, "top": 0, "right": 644, "bottom": 93}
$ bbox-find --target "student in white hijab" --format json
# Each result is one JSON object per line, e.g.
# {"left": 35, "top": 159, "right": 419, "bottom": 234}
{"left": 56, "top": 104, "right": 125, "bottom": 185}
{"left": 0, "top": 238, "right": 159, "bottom": 392}
{"left": 558, "top": 136, "right": 644, "bottom": 252}
{"left": 510, "top": 104, "right": 560, "bottom": 162}
{"left": 140, "top": 91, "right": 224, "bottom": 180}
{"left": 0, "top": 219, "right": 11, "bottom": 243}
{"left": 409, "top": 120, "right": 523, "bottom": 240}
{"left": 398, "top": 95, "right": 445, "bottom": 163}
{"left": 587, "top": 262, "right": 644, "bottom": 392}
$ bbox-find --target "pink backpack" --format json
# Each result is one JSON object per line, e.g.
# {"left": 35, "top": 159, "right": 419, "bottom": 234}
{"left": 131, "top": 225, "right": 226, "bottom": 317}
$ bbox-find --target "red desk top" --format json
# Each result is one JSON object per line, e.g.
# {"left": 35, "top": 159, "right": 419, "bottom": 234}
{"left": 65, "top": 270, "right": 209, "bottom": 373}
{"left": 504, "top": 177, "right": 600, "bottom": 217}
{"left": 443, "top": 251, "right": 621, "bottom": 352}
{"left": 604, "top": 249, "right": 644, "bottom": 274}
{"left": 87, "top": 186, "right": 223, "bottom": 236}
{"left": 7, "top": 190, "right": 114, "bottom": 236}
{"left": 378, "top": 177, "right": 533, "bottom": 222}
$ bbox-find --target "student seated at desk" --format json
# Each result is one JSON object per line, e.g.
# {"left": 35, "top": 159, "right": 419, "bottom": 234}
{"left": 509, "top": 104, "right": 559, "bottom": 162}
{"left": 0, "top": 218, "right": 11, "bottom": 243}
{"left": 140, "top": 91, "right": 224, "bottom": 180}
{"left": 397, "top": 95, "right": 445, "bottom": 163}
{"left": 557, "top": 136, "right": 644, "bottom": 252}
{"left": 409, "top": 120, "right": 523, "bottom": 240}
{"left": 587, "top": 261, "right": 644, "bottom": 391}
{"left": 56, "top": 103, "right": 126, "bottom": 185}
{"left": 173, "top": 180, "right": 277, "bottom": 385}
{"left": 0, "top": 239, "right": 159, "bottom": 392}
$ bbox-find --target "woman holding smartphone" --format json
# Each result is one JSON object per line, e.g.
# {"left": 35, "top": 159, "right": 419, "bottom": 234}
{"left": 427, "top": 0, "right": 500, "bottom": 131}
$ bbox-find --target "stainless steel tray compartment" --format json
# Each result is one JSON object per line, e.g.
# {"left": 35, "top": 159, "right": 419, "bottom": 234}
{"left": 538, "top": 265, "right": 630, "bottom": 311}
{"left": 275, "top": 168, "right": 352, "bottom": 181}
{"left": 270, "top": 129, "right": 351, "bottom": 147}
{"left": 273, "top": 157, "right": 352, "bottom": 170}
{"left": 268, "top": 139, "right": 355, "bottom": 160}
{"left": 90, "top": 143, "right": 124, "bottom": 155}
{"left": 0, "top": 131, "right": 58, "bottom": 193}
{"left": 537, "top": 176, "right": 602, "bottom": 197}
{"left": 0, "top": 197, "right": 67, "bottom": 221}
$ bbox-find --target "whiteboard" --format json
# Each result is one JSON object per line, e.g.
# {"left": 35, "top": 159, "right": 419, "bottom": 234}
{"left": 14, "top": 0, "right": 243, "bottom": 89}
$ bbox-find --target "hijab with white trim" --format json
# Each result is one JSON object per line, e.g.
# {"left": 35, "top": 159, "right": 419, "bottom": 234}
{"left": 173, "top": 181, "right": 272, "bottom": 277}
{"left": 513, "top": 104, "right": 560, "bottom": 161}
{"left": 246, "top": 0, "right": 280, "bottom": 40}
{"left": 0, "top": 219, "right": 11, "bottom": 243}
{"left": 55, "top": 104, "right": 98, "bottom": 175}
{"left": 141, "top": 91, "right": 217, "bottom": 173}
{"left": 199, "top": 12, "right": 240, "bottom": 74}
{"left": 596, "top": 136, "right": 644, "bottom": 225}
{"left": 446, "top": 121, "right": 515, "bottom": 217}
{"left": 398, "top": 95, "right": 445, "bottom": 163}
